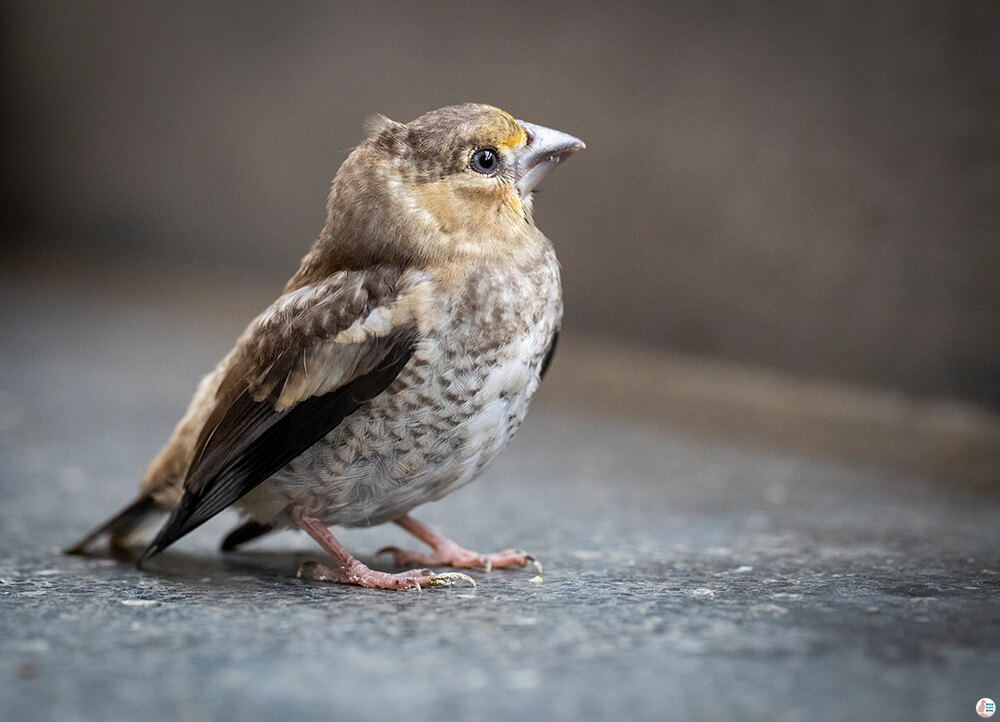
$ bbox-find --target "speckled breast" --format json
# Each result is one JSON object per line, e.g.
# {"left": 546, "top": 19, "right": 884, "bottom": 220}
{"left": 241, "top": 249, "right": 562, "bottom": 527}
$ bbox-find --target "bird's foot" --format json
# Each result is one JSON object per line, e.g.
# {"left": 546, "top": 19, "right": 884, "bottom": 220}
{"left": 380, "top": 514, "right": 541, "bottom": 573}
{"left": 286, "top": 505, "right": 474, "bottom": 591}
{"left": 378, "top": 544, "right": 538, "bottom": 573}
{"left": 298, "top": 560, "right": 474, "bottom": 590}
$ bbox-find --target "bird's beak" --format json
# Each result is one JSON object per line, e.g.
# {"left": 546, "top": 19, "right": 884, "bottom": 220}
{"left": 515, "top": 121, "right": 585, "bottom": 199}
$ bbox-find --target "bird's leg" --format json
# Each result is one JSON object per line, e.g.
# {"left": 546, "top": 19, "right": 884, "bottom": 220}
{"left": 286, "top": 506, "right": 473, "bottom": 590}
{"left": 379, "top": 514, "right": 540, "bottom": 573}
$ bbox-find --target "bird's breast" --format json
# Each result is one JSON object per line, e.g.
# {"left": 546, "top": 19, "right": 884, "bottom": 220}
{"left": 242, "top": 250, "right": 562, "bottom": 527}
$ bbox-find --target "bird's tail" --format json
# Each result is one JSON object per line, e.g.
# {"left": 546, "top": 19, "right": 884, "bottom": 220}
{"left": 64, "top": 492, "right": 164, "bottom": 555}
{"left": 220, "top": 520, "right": 275, "bottom": 552}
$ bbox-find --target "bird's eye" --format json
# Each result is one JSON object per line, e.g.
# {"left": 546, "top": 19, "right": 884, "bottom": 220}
{"left": 470, "top": 147, "right": 499, "bottom": 174}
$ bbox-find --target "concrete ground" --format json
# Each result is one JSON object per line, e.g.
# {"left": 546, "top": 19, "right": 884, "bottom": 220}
{"left": 2, "top": 251, "right": 999, "bottom": 722}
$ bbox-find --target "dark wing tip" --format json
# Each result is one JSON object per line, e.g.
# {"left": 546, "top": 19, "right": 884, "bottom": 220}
{"left": 137, "top": 492, "right": 201, "bottom": 567}
{"left": 136, "top": 543, "right": 159, "bottom": 569}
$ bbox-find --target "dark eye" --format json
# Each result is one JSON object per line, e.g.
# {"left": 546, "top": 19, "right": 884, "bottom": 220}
{"left": 470, "top": 147, "right": 499, "bottom": 174}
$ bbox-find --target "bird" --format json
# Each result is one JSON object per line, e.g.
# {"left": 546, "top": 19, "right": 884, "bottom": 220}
{"left": 66, "top": 103, "right": 584, "bottom": 590}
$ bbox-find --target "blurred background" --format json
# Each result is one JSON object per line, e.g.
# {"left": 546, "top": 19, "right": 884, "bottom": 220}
{"left": 4, "top": 0, "right": 999, "bottom": 407}
{"left": 2, "top": 0, "right": 1000, "bottom": 408}
{"left": 2, "top": 1, "right": 998, "bottom": 459}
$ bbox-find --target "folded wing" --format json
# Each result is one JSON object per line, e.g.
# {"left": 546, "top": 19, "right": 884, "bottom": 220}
{"left": 139, "top": 267, "right": 427, "bottom": 563}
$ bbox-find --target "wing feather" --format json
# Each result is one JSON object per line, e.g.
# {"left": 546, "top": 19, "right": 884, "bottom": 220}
{"left": 138, "top": 267, "right": 429, "bottom": 564}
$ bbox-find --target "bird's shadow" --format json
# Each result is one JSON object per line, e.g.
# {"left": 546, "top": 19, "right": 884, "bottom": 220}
{"left": 76, "top": 543, "right": 441, "bottom": 589}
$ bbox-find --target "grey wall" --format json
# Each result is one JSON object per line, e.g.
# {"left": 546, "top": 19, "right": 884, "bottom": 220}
{"left": 4, "top": 1, "right": 999, "bottom": 407}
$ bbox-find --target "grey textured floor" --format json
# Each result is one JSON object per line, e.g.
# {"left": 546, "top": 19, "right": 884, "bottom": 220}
{"left": 1, "top": 255, "right": 998, "bottom": 722}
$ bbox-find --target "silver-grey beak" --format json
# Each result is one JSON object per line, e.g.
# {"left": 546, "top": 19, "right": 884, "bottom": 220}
{"left": 515, "top": 121, "right": 585, "bottom": 198}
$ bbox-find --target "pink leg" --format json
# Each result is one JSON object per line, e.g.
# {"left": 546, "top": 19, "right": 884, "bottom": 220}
{"left": 287, "top": 506, "right": 474, "bottom": 590}
{"left": 379, "top": 515, "right": 541, "bottom": 573}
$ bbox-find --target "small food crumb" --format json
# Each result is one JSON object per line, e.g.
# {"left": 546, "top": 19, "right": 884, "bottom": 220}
{"left": 530, "top": 575, "right": 544, "bottom": 584}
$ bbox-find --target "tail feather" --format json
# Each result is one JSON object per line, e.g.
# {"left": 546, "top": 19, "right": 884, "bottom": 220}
{"left": 64, "top": 493, "right": 162, "bottom": 555}
{"left": 220, "top": 520, "right": 275, "bottom": 552}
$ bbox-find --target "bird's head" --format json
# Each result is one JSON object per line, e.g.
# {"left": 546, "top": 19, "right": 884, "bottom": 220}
{"left": 370, "top": 103, "right": 585, "bottom": 222}
{"left": 300, "top": 104, "right": 584, "bottom": 278}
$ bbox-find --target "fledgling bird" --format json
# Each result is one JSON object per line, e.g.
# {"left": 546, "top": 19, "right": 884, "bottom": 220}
{"left": 67, "top": 103, "right": 584, "bottom": 590}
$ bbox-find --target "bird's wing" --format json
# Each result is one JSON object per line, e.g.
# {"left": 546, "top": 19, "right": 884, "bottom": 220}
{"left": 140, "top": 267, "right": 431, "bottom": 562}
{"left": 539, "top": 328, "right": 559, "bottom": 381}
